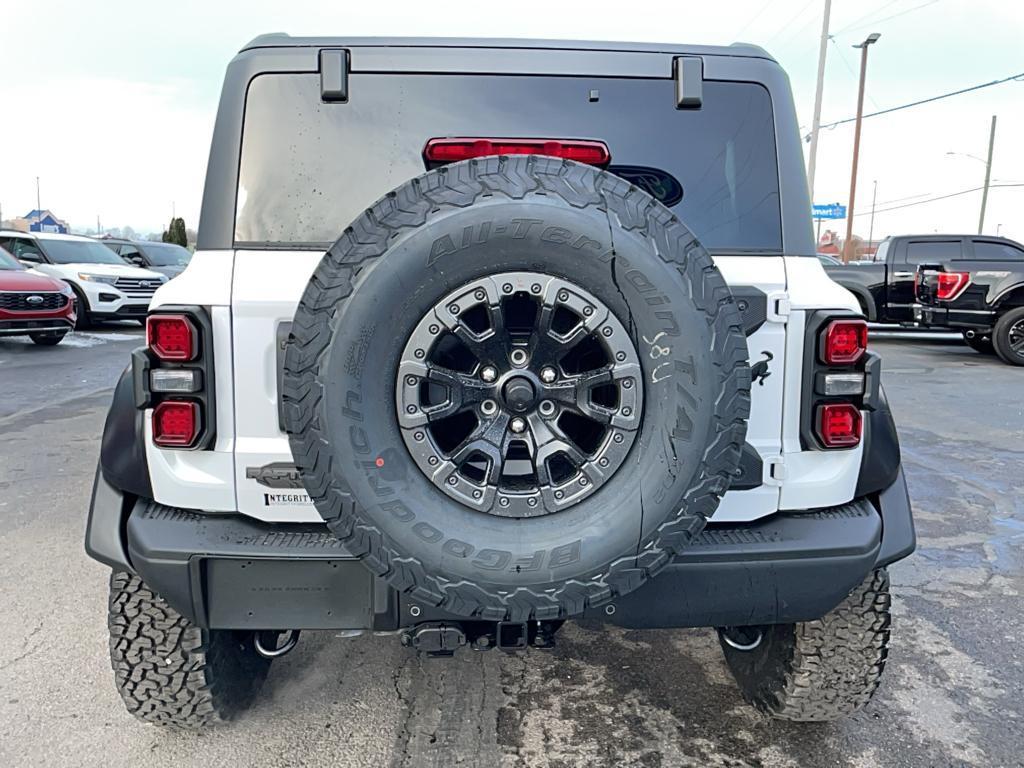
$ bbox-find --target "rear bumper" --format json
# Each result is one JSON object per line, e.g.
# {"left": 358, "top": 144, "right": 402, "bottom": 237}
{"left": 86, "top": 468, "right": 915, "bottom": 631}
{"left": 915, "top": 304, "right": 996, "bottom": 331}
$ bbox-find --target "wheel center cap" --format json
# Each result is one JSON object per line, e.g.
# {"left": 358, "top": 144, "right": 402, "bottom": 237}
{"left": 502, "top": 376, "right": 537, "bottom": 414}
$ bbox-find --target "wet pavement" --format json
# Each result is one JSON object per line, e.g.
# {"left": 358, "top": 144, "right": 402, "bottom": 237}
{"left": 0, "top": 329, "right": 1021, "bottom": 767}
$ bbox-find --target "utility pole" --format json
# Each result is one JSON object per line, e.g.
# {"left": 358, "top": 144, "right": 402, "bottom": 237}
{"left": 35, "top": 176, "right": 42, "bottom": 232}
{"left": 97, "top": 215, "right": 102, "bottom": 236}
{"left": 806, "top": 0, "right": 832, "bottom": 201}
{"left": 978, "top": 115, "right": 996, "bottom": 234}
{"left": 843, "top": 33, "right": 881, "bottom": 263}
{"left": 868, "top": 180, "right": 878, "bottom": 250}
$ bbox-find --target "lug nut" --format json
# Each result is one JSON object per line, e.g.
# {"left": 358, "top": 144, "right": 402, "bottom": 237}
{"left": 540, "top": 367, "right": 557, "bottom": 383}
{"left": 481, "top": 366, "right": 497, "bottom": 382}
{"left": 510, "top": 417, "right": 527, "bottom": 434}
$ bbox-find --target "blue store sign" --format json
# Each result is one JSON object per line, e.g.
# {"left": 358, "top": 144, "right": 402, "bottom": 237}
{"left": 813, "top": 203, "right": 847, "bottom": 220}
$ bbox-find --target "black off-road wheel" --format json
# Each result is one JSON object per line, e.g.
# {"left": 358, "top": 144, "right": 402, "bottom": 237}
{"left": 108, "top": 571, "right": 272, "bottom": 729}
{"left": 283, "top": 155, "right": 750, "bottom": 622}
{"left": 992, "top": 307, "right": 1024, "bottom": 366}
{"left": 718, "top": 568, "right": 892, "bottom": 722}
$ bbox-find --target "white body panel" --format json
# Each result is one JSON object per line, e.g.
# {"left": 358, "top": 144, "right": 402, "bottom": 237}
{"left": 710, "top": 256, "right": 786, "bottom": 522}
{"left": 779, "top": 257, "right": 864, "bottom": 510}
{"left": 231, "top": 250, "right": 324, "bottom": 521}
{"left": 145, "top": 254, "right": 237, "bottom": 511}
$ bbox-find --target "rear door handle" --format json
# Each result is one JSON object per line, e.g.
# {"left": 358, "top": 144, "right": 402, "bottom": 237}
{"left": 893, "top": 272, "right": 914, "bottom": 279}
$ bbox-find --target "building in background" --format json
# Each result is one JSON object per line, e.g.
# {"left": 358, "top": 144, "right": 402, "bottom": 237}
{"left": 9, "top": 209, "right": 70, "bottom": 234}
{"left": 818, "top": 229, "right": 882, "bottom": 260}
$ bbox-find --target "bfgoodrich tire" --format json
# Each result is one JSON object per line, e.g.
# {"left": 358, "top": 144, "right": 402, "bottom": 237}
{"left": 283, "top": 155, "right": 750, "bottom": 622}
{"left": 108, "top": 571, "right": 272, "bottom": 729}
{"left": 719, "top": 568, "right": 892, "bottom": 722}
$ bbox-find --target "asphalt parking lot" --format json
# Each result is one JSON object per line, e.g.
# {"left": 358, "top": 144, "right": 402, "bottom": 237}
{"left": 0, "top": 327, "right": 1021, "bottom": 768}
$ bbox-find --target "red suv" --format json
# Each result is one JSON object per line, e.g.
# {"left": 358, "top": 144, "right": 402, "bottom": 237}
{"left": 0, "top": 245, "right": 77, "bottom": 345}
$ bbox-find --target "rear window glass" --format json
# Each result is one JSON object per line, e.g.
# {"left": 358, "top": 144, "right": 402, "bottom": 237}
{"left": 906, "top": 240, "right": 962, "bottom": 264}
{"left": 971, "top": 240, "right": 1024, "bottom": 261}
{"left": 236, "top": 74, "right": 782, "bottom": 252}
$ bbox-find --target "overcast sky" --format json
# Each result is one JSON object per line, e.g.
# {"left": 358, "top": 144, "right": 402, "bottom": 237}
{"left": 2, "top": 0, "right": 1022, "bottom": 242}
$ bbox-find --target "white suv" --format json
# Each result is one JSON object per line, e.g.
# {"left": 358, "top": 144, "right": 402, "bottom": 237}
{"left": 0, "top": 231, "right": 167, "bottom": 326}
{"left": 85, "top": 36, "right": 916, "bottom": 730}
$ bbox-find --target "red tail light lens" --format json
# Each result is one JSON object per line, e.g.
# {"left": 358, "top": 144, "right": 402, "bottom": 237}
{"left": 935, "top": 271, "right": 971, "bottom": 301}
{"left": 424, "top": 138, "right": 611, "bottom": 167}
{"left": 147, "top": 314, "right": 197, "bottom": 361}
{"left": 821, "top": 319, "right": 868, "bottom": 365}
{"left": 152, "top": 401, "right": 200, "bottom": 448}
{"left": 816, "top": 403, "right": 862, "bottom": 448}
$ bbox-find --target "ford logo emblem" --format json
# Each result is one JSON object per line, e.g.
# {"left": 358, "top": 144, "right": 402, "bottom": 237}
{"left": 26, "top": 295, "right": 44, "bottom": 304}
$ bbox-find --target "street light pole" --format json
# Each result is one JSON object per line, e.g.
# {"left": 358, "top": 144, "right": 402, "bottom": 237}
{"left": 806, "top": 0, "right": 832, "bottom": 201}
{"left": 842, "top": 33, "right": 881, "bottom": 263}
{"left": 978, "top": 114, "right": 996, "bottom": 235}
{"left": 35, "top": 176, "right": 41, "bottom": 232}
{"left": 868, "top": 180, "right": 878, "bottom": 249}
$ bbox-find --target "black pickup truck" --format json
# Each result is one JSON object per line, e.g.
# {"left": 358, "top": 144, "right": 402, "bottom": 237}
{"left": 825, "top": 234, "right": 1024, "bottom": 365}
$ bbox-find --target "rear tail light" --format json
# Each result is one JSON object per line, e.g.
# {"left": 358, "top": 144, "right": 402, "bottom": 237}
{"left": 821, "top": 319, "right": 868, "bottom": 365}
{"left": 934, "top": 271, "right": 971, "bottom": 301}
{"left": 147, "top": 314, "right": 197, "bottom": 361}
{"left": 152, "top": 401, "right": 201, "bottom": 448}
{"left": 424, "top": 138, "right": 611, "bottom": 167}
{"left": 805, "top": 314, "right": 870, "bottom": 450}
{"left": 141, "top": 308, "right": 214, "bottom": 451}
{"left": 816, "top": 403, "right": 862, "bottom": 448}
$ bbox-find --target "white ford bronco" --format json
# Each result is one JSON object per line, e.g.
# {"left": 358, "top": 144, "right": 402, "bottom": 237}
{"left": 86, "top": 35, "right": 915, "bottom": 729}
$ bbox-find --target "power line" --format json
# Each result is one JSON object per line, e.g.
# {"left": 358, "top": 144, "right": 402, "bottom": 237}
{"left": 737, "top": 0, "right": 782, "bottom": 39}
{"left": 840, "top": 0, "right": 940, "bottom": 35}
{"left": 832, "top": 0, "right": 904, "bottom": 36}
{"left": 852, "top": 183, "right": 1024, "bottom": 216}
{"left": 817, "top": 71, "right": 1024, "bottom": 131}
{"left": 829, "top": 36, "right": 882, "bottom": 109}
{"left": 765, "top": 0, "right": 819, "bottom": 45}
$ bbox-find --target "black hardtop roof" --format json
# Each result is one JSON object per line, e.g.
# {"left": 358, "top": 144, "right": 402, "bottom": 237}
{"left": 240, "top": 34, "right": 773, "bottom": 61}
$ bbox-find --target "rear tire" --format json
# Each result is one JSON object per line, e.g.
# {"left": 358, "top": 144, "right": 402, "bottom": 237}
{"left": 29, "top": 331, "right": 67, "bottom": 346}
{"left": 107, "top": 571, "right": 272, "bottom": 729}
{"left": 718, "top": 568, "right": 891, "bottom": 722}
{"left": 961, "top": 331, "right": 994, "bottom": 354}
{"left": 991, "top": 307, "right": 1024, "bottom": 366}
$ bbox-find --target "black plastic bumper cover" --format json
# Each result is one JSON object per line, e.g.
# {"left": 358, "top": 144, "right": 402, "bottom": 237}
{"left": 99, "top": 467, "right": 914, "bottom": 630}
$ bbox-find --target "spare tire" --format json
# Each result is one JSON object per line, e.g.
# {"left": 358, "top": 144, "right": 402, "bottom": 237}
{"left": 283, "top": 155, "right": 750, "bottom": 622}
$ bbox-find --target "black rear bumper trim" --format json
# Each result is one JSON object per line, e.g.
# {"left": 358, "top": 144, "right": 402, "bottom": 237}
{"left": 114, "top": 466, "right": 914, "bottom": 630}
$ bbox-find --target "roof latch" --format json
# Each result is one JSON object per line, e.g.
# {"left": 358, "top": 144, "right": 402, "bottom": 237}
{"left": 673, "top": 56, "right": 703, "bottom": 110}
{"left": 319, "top": 49, "right": 349, "bottom": 103}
